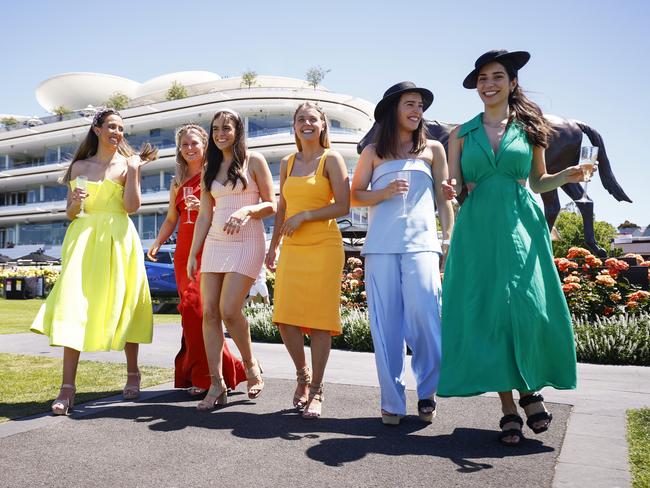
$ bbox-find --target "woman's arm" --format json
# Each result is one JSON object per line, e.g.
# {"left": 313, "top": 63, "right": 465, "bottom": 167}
{"left": 528, "top": 146, "right": 584, "bottom": 194}
{"left": 279, "top": 151, "right": 350, "bottom": 237}
{"left": 147, "top": 185, "right": 180, "bottom": 261}
{"left": 187, "top": 180, "right": 215, "bottom": 279}
{"left": 350, "top": 145, "right": 406, "bottom": 207}
{"left": 430, "top": 141, "right": 455, "bottom": 242}
{"left": 440, "top": 126, "right": 463, "bottom": 199}
{"left": 265, "top": 157, "right": 289, "bottom": 270}
{"left": 65, "top": 161, "right": 87, "bottom": 220}
{"left": 123, "top": 156, "right": 143, "bottom": 214}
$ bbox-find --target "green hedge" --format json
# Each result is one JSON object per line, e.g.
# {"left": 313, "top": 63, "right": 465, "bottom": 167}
{"left": 246, "top": 305, "right": 650, "bottom": 366}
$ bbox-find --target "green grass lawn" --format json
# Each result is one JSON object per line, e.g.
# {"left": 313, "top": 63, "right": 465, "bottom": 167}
{"left": 628, "top": 408, "right": 650, "bottom": 488}
{"left": 0, "top": 298, "right": 180, "bottom": 334}
{"left": 0, "top": 353, "right": 173, "bottom": 422}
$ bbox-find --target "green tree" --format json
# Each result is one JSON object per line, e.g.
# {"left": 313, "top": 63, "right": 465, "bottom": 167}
{"left": 305, "top": 66, "right": 331, "bottom": 89}
{"left": 241, "top": 70, "right": 257, "bottom": 89}
{"left": 52, "top": 106, "right": 71, "bottom": 117}
{"left": 166, "top": 81, "right": 188, "bottom": 101}
{"left": 104, "top": 92, "right": 130, "bottom": 110}
{"left": 552, "top": 211, "right": 618, "bottom": 257}
{"left": 1, "top": 116, "right": 19, "bottom": 127}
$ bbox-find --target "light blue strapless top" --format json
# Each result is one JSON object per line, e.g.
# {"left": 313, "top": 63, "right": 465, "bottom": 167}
{"left": 362, "top": 159, "right": 442, "bottom": 255}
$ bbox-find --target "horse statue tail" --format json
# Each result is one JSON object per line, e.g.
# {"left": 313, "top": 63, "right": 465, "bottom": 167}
{"left": 575, "top": 121, "right": 632, "bottom": 202}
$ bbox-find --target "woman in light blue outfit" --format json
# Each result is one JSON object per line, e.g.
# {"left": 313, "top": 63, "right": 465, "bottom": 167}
{"left": 351, "top": 82, "right": 454, "bottom": 425}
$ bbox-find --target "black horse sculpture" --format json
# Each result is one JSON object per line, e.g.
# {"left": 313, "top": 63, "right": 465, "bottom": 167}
{"left": 357, "top": 115, "right": 632, "bottom": 257}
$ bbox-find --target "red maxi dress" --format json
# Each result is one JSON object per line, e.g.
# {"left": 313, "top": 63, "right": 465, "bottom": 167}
{"left": 174, "top": 173, "right": 247, "bottom": 390}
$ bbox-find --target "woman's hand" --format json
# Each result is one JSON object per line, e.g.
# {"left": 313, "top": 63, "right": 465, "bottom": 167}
{"left": 147, "top": 240, "right": 161, "bottom": 262}
{"left": 223, "top": 208, "right": 251, "bottom": 235}
{"left": 184, "top": 195, "right": 201, "bottom": 211}
{"left": 126, "top": 155, "right": 144, "bottom": 169}
{"left": 264, "top": 247, "right": 277, "bottom": 271}
{"left": 440, "top": 178, "right": 457, "bottom": 200}
{"left": 280, "top": 211, "right": 308, "bottom": 237}
{"left": 382, "top": 178, "right": 409, "bottom": 200}
{"left": 187, "top": 254, "right": 198, "bottom": 281}
{"left": 71, "top": 187, "right": 88, "bottom": 204}
{"left": 562, "top": 165, "right": 590, "bottom": 184}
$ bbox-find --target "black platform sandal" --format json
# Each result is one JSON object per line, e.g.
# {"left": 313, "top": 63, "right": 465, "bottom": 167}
{"left": 519, "top": 393, "right": 553, "bottom": 434}
{"left": 498, "top": 414, "right": 524, "bottom": 446}
{"left": 417, "top": 399, "right": 437, "bottom": 423}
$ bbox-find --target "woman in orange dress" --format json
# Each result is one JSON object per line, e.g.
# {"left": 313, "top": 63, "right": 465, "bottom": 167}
{"left": 148, "top": 124, "right": 246, "bottom": 395}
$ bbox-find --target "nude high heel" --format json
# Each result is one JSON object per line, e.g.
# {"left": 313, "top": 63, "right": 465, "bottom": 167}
{"left": 51, "top": 384, "right": 76, "bottom": 416}
{"left": 197, "top": 376, "right": 228, "bottom": 411}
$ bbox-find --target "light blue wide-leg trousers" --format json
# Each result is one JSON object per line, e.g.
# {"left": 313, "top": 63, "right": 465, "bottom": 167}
{"left": 365, "top": 252, "right": 442, "bottom": 416}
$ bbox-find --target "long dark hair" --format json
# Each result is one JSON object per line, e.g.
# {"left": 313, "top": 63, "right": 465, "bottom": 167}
{"left": 203, "top": 110, "right": 247, "bottom": 191}
{"left": 374, "top": 92, "right": 428, "bottom": 159}
{"left": 508, "top": 84, "right": 554, "bottom": 148}
{"left": 60, "top": 108, "right": 158, "bottom": 183}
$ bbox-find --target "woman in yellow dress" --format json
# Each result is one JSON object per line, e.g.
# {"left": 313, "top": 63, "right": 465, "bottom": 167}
{"left": 31, "top": 108, "right": 157, "bottom": 415}
{"left": 265, "top": 102, "right": 350, "bottom": 419}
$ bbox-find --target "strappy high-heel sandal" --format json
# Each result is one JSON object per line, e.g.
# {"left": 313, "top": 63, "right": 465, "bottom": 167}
{"left": 122, "top": 372, "right": 141, "bottom": 400}
{"left": 498, "top": 414, "right": 524, "bottom": 446}
{"left": 187, "top": 386, "right": 207, "bottom": 397}
{"left": 519, "top": 393, "right": 553, "bottom": 434}
{"left": 51, "top": 384, "right": 76, "bottom": 416}
{"left": 197, "top": 376, "right": 228, "bottom": 411}
{"left": 245, "top": 359, "right": 264, "bottom": 400}
{"left": 302, "top": 383, "right": 324, "bottom": 419}
{"left": 293, "top": 366, "right": 312, "bottom": 410}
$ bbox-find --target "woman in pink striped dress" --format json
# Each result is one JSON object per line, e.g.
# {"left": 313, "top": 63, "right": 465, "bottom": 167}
{"left": 187, "top": 109, "right": 276, "bottom": 410}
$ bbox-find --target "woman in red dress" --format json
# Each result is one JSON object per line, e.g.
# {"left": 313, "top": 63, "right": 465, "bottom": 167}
{"left": 148, "top": 124, "right": 246, "bottom": 394}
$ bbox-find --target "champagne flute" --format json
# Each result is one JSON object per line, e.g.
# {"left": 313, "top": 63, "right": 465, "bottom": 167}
{"left": 76, "top": 176, "right": 88, "bottom": 217}
{"left": 395, "top": 170, "right": 411, "bottom": 217}
{"left": 576, "top": 146, "right": 599, "bottom": 203}
{"left": 183, "top": 186, "right": 195, "bottom": 224}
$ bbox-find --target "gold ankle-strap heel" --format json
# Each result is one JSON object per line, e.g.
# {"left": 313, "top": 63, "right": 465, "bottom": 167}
{"left": 51, "top": 384, "right": 76, "bottom": 416}
{"left": 302, "top": 383, "right": 324, "bottom": 419}
{"left": 293, "top": 366, "right": 312, "bottom": 410}
{"left": 245, "top": 359, "right": 264, "bottom": 400}
{"left": 122, "top": 372, "right": 141, "bottom": 400}
{"left": 197, "top": 376, "right": 227, "bottom": 411}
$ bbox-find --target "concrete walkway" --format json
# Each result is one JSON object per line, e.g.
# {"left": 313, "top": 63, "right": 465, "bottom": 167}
{"left": 1, "top": 323, "right": 649, "bottom": 487}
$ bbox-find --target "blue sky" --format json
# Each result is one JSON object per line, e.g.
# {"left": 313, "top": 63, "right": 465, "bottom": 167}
{"left": 3, "top": 0, "right": 648, "bottom": 227}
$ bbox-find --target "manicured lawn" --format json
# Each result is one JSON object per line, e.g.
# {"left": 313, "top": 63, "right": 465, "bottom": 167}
{"left": 0, "top": 353, "right": 173, "bottom": 422}
{"left": 0, "top": 298, "right": 180, "bottom": 334}
{"left": 628, "top": 408, "right": 650, "bottom": 488}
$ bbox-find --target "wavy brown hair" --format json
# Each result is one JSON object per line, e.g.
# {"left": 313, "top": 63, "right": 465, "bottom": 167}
{"left": 203, "top": 110, "right": 247, "bottom": 191}
{"left": 374, "top": 92, "right": 428, "bottom": 159}
{"left": 174, "top": 124, "right": 208, "bottom": 187}
{"left": 60, "top": 108, "right": 158, "bottom": 183}
{"left": 293, "top": 102, "right": 331, "bottom": 151}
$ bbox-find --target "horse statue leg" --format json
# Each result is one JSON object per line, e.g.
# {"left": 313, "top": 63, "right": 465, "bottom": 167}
{"left": 561, "top": 182, "right": 607, "bottom": 257}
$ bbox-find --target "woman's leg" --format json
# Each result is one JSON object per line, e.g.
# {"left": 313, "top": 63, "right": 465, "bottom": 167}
{"left": 219, "top": 272, "right": 262, "bottom": 396}
{"left": 52, "top": 347, "right": 80, "bottom": 414}
{"left": 302, "top": 329, "right": 331, "bottom": 417}
{"left": 278, "top": 324, "right": 309, "bottom": 406}
{"left": 201, "top": 272, "right": 226, "bottom": 382}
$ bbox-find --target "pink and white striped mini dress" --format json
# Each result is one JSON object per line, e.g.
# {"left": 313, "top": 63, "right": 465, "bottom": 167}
{"left": 201, "top": 168, "right": 265, "bottom": 280}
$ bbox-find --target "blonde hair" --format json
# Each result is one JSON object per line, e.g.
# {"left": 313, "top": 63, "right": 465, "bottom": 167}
{"left": 60, "top": 109, "right": 158, "bottom": 184}
{"left": 293, "top": 102, "right": 331, "bottom": 151}
{"left": 174, "top": 124, "right": 208, "bottom": 187}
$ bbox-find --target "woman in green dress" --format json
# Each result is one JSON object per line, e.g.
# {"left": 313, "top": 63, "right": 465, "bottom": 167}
{"left": 439, "top": 50, "right": 586, "bottom": 446}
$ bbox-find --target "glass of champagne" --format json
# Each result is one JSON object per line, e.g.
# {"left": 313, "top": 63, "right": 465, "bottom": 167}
{"left": 395, "top": 170, "right": 411, "bottom": 217}
{"left": 576, "top": 146, "right": 599, "bottom": 203}
{"left": 183, "top": 186, "right": 195, "bottom": 224}
{"left": 76, "top": 176, "right": 88, "bottom": 217}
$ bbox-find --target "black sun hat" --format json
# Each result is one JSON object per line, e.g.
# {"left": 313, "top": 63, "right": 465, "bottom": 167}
{"left": 463, "top": 49, "right": 530, "bottom": 89}
{"left": 374, "top": 81, "right": 434, "bottom": 121}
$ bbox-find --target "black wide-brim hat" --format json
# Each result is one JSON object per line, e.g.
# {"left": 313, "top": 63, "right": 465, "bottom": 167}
{"left": 374, "top": 81, "right": 434, "bottom": 121}
{"left": 463, "top": 49, "right": 530, "bottom": 89}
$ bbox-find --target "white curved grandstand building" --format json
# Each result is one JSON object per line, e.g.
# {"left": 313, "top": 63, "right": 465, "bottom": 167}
{"left": 0, "top": 71, "right": 374, "bottom": 257}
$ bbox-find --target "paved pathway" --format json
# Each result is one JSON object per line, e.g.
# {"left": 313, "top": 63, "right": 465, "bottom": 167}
{"left": 1, "top": 323, "right": 648, "bottom": 487}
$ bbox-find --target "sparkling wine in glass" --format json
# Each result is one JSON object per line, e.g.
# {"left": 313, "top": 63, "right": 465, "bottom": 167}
{"left": 395, "top": 170, "right": 411, "bottom": 218}
{"left": 576, "top": 146, "right": 599, "bottom": 203}
{"left": 183, "top": 186, "right": 195, "bottom": 224}
{"left": 76, "top": 176, "right": 88, "bottom": 217}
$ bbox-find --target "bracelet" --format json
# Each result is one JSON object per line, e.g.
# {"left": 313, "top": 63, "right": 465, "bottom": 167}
{"left": 441, "top": 239, "right": 451, "bottom": 246}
